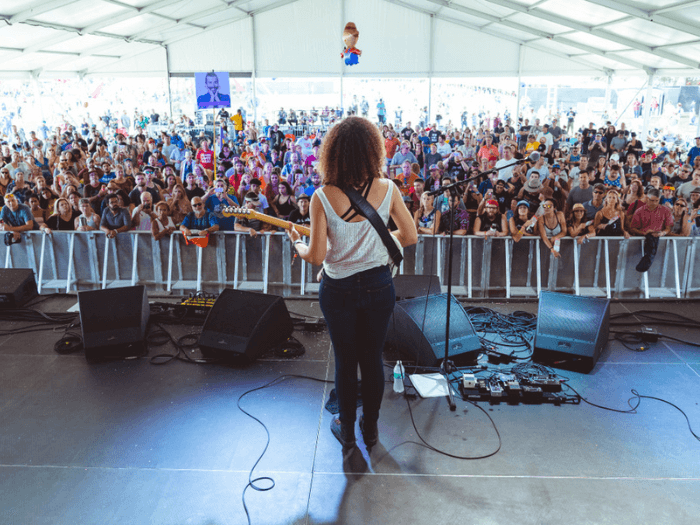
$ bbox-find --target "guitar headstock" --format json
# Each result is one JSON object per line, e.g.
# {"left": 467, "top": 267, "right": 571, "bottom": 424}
{"left": 222, "top": 206, "right": 252, "bottom": 218}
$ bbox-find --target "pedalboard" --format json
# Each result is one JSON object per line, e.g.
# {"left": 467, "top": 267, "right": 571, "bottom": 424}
{"left": 459, "top": 374, "right": 576, "bottom": 405}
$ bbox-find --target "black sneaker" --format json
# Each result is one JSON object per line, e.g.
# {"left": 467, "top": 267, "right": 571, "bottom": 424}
{"left": 359, "top": 416, "right": 378, "bottom": 448}
{"left": 330, "top": 418, "right": 355, "bottom": 448}
{"left": 636, "top": 254, "right": 652, "bottom": 273}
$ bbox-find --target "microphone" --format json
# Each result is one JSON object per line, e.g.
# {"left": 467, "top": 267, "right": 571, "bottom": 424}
{"left": 525, "top": 151, "right": 540, "bottom": 163}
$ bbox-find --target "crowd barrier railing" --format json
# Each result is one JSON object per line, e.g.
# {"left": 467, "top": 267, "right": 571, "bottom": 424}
{"left": 2, "top": 231, "right": 698, "bottom": 299}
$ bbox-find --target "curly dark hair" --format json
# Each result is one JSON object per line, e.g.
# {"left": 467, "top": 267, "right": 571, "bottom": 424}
{"left": 318, "top": 116, "right": 385, "bottom": 190}
{"left": 278, "top": 180, "right": 294, "bottom": 196}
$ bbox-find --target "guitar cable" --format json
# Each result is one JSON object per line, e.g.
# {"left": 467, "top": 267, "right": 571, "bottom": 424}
{"left": 237, "top": 374, "right": 333, "bottom": 525}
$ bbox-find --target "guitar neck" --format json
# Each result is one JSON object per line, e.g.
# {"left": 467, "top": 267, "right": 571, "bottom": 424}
{"left": 250, "top": 211, "right": 311, "bottom": 236}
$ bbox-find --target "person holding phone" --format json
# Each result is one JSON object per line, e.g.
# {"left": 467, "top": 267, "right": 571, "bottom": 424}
{"left": 204, "top": 178, "right": 238, "bottom": 231}
{"left": 588, "top": 133, "right": 608, "bottom": 167}
{"left": 131, "top": 191, "right": 155, "bottom": 232}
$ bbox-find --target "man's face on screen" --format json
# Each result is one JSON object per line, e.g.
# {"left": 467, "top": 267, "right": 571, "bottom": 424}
{"left": 205, "top": 75, "right": 219, "bottom": 95}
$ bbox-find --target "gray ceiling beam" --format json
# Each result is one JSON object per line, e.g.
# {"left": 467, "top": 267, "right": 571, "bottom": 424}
{"left": 651, "top": 0, "right": 700, "bottom": 14}
{"left": 19, "top": 19, "right": 160, "bottom": 53}
{"left": 160, "top": 0, "right": 301, "bottom": 47}
{"left": 584, "top": 0, "right": 700, "bottom": 39}
{"left": 592, "top": 15, "right": 633, "bottom": 29}
{"left": 5, "top": 0, "right": 82, "bottom": 25}
{"left": 81, "top": 0, "right": 187, "bottom": 35}
{"left": 386, "top": 0, "right": 609, "bottom": 73}
{"left": 125, "top": 0, "right": 253, "bottom": 43}
{"left": 423, "top": 0, "right": 651, "bottom": 71}
{"left": 478, "top": 0, "right": 700, "bottom": 69}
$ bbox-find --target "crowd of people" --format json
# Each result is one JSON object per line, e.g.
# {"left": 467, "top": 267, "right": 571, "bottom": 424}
{"left": 1, "top": 106, "right": 699, "bottom": 271}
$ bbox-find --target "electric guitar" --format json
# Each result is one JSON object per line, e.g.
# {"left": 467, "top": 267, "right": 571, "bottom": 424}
{"left": 221, "top": 207, "right": 310, "bottom": 236}
{"left": 221, "top": 207, "right": 404, "bottom": 275}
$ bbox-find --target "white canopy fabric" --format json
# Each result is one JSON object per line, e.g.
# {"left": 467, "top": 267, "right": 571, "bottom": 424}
{"left": 0, "top": 0, "right": 699, "bottom": 79}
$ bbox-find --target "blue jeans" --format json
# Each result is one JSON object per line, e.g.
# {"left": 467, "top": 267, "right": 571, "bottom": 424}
{"left": 319, "top": 265, "right": 395, "bottom": 426}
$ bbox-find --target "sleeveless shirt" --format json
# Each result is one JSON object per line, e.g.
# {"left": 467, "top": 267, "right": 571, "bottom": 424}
{"left": 315, "top": 180, "right": 395, "bottom": 279}
{"left": 543, "top": 214, "right": 562, "bottom": 237}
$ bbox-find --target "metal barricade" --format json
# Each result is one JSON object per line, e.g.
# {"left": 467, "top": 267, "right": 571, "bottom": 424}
{"left": 2, "top": 231, "right": 698, "bottom": 298}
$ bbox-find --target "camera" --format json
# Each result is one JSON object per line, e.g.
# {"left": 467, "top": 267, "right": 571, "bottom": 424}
{"left": 4, "top": 232, "right": 21, "bottom": 246}
{"left": 215, "top": 187, "right": 224, "bottom": 193}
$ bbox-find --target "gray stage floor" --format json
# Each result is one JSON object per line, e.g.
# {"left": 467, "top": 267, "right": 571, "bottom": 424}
{"left": 1, "top": 295, "right": 699, "bottom": 525}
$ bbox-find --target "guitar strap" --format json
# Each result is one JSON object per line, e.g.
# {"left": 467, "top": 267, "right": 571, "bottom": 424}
{"left": 343, "top": 185, "right": 403, "bottom": 268}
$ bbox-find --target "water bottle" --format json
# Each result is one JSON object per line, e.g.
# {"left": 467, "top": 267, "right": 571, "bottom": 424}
{"left": 525, "top": 215, "right": 537, "bottom": 234}
{"left": 393, "top": 361, "right": 405, "bottom": 393}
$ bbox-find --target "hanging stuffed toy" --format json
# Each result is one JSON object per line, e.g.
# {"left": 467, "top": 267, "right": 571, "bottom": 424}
{"left": 341, "top": 22, "right": 361, "bottom": 66}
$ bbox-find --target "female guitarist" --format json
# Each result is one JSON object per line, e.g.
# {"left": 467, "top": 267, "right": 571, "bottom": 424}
{"left": 287, "top": 116, "right": 417, "bottom": 450}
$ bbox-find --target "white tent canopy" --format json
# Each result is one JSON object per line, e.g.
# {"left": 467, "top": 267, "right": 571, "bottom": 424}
{"left": 1, "top": 0, "right": 699, "bottom": 79}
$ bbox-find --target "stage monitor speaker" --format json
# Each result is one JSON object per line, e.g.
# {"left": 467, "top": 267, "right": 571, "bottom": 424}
{"left": 199, "top": 289, "right": 293, "bottom": 362}
{"left": 393, "top": 274, "right": 441, "bottom": 301}
{"left": 78, "top": 285, "right": 150, "bottom": 362}
{"left": 533, "top": 291, "right": 610, "bottom": 373}
{"left": 386, "top": 293, "right": 482, "bottom": 367}
{"left": 0, "top": 268, "right": 37, "bottom": 308}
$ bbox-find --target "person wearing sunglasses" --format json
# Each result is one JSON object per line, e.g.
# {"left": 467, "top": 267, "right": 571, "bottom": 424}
{"left": 582, "top": 183, "right": 606, "bottom": 222}
{"left": 593, "top": 190, "right": 630, "bottom": 238}
{"left": 179, "top": 196, "right": 219, "bottom": 238}
{"left": 669, "top": 198, "right": 691, "bottom": 236}
{"left": 537, "top": 198, "right": 567, "bottom": 258}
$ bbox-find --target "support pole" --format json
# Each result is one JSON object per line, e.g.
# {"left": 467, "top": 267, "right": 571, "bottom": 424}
{"left": 641, "top": 71, "right": 655, "bottom": 143}
{"left": 428, "top": 14, "right": 434, "bottom": 126}
{"left": 213, "top": 107, "right": 217, "bottom": 179}
{"left": 340, "top": 0, "right": 346, "bottom": 113}
{"left": 165, "top": 45, "right": 173, "bottom": 119}
{"left": 516, "top": 44, "right": 523, "bottom": 125}
{"left": 251, "top": 14, "right": 258, "bottom": 127}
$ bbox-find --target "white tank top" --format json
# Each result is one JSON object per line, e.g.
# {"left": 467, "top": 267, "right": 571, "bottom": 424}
{"left": 155, "top": 216, "right": 175, "bottom": 232}
{"left": 315, "top": 180, "right": 395, "bottom": 279}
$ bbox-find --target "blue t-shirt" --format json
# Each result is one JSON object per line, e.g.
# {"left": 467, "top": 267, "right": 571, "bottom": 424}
{"left": 478, "top": 179, "right": 494, "bottom": 195}
{"left": 181, "top": 211, "right": 218, "bottom": 231}
{"left": 100, "top": 172, "right": 116, "bottom": 185}
{"left": 419, "top": 136, "right": 431, "bottom": 155}
{"left": 205, "top": 196, "right": 238, "bottom": 231}
{"left": 0, "top": 203, "right": 37, "bottom": 229}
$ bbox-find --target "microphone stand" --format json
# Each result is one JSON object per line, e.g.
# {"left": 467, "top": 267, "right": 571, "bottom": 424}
{"left": 425, "top": 153, "right": 535, "bottom": 411}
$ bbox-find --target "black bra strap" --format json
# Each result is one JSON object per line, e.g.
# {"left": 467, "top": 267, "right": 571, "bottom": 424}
{"left": 340, "top": 177, "right": 374, "bottom": 222}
